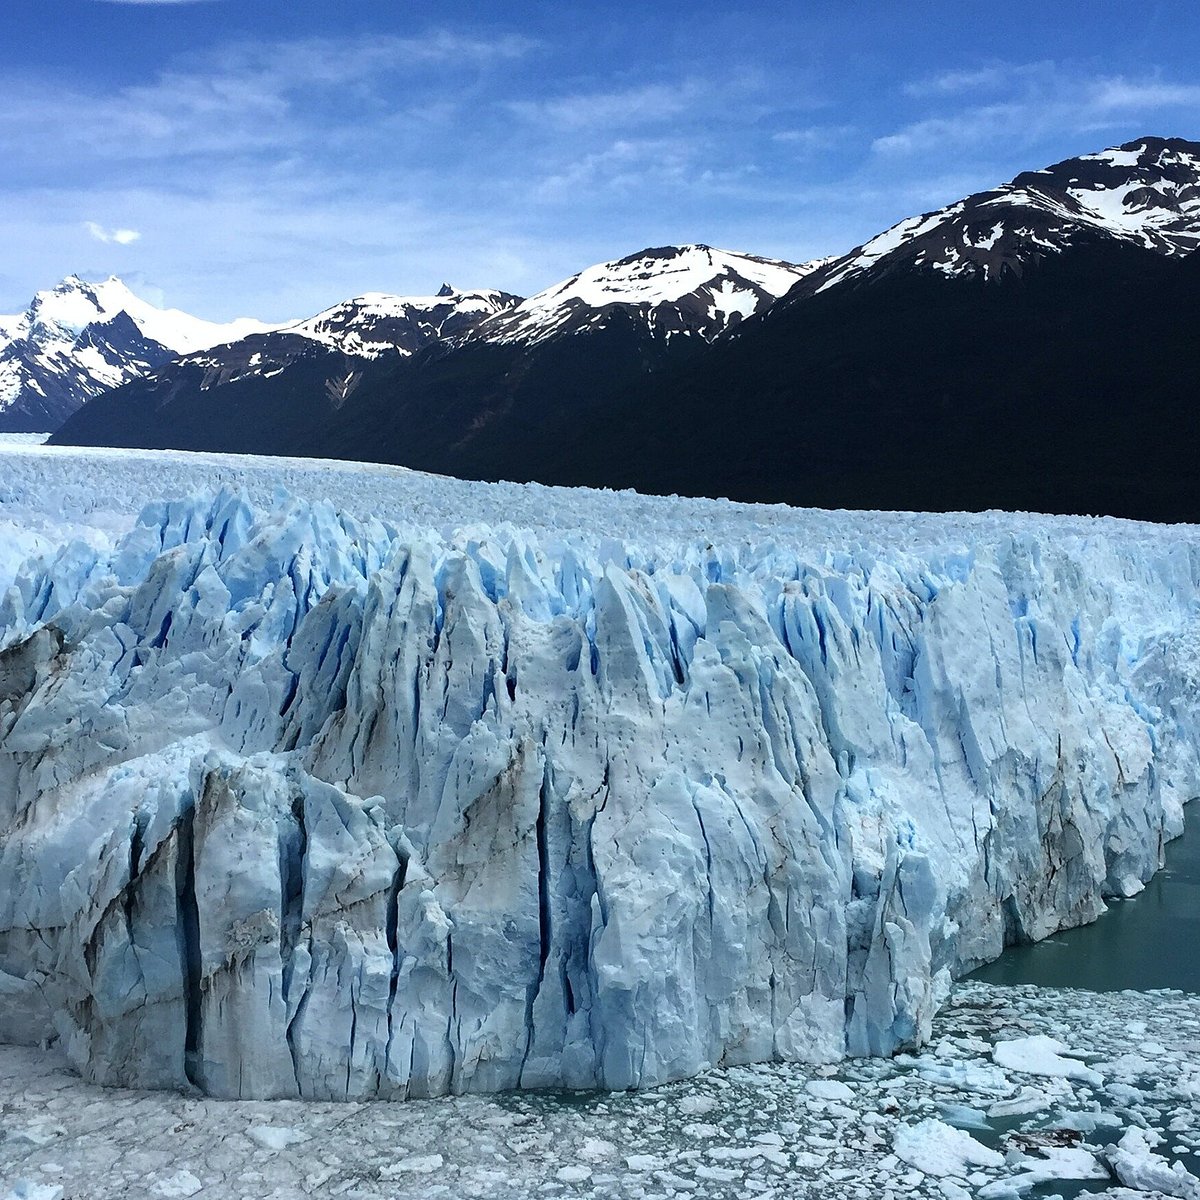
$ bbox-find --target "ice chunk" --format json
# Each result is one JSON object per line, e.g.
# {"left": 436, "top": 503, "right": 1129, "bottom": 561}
{"left": 245, "top": 1126, "right": 312, "bottom": 1151}
{"left": 1105, "top": 1126, "right": 1200, "bottom": 1198}
{"left": 3, "top": 1185, "right": 64, "bottom": 1200}
{"left": 893, "top": 1118, "right": 1004, "bottom": 1177}
{"left": 806, "top": 1079, "right": 855, "bottom": 1101}
{"left": 992, "top": 1037, "right": 1104, "bottom": 1086}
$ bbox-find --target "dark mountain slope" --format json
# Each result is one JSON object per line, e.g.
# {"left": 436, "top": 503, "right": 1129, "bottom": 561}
{"left": 531, "top": 237, "right": 1200, "bottom": 522}
{"left": 52, "top": 288, "right": 521, "bottom": 455}
{"left": 55, "top": 336, "right": 374, "bottom": 456}
{"left": 326, "top": 306, "right": 716, "bottom": 478}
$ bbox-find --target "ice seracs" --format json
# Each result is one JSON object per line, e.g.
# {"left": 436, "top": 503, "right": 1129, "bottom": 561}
{"left": 0, "top": 443, "right": 1197, "bottom": 1100}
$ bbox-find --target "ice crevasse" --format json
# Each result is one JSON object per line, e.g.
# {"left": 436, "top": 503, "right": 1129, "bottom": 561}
{"left": 0, "top": 489, "right": 1197, "bottom": 1099}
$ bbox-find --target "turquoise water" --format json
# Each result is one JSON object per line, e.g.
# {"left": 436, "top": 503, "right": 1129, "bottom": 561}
{"left": 971, "top": 804, "right": 1200, "bottom": 992}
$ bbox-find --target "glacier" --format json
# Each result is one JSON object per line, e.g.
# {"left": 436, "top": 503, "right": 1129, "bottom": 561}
{"left": 0, "top": 443, "right": 1198, "bottom": 1100}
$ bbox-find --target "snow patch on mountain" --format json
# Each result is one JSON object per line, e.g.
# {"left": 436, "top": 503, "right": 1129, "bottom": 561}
{"left": 813, "top": 136, "right": 1200, "bottom": 293}
{"left": 11, "top": 275, "right": 273, "bottom": 356}
{"left": 282, "top": 286, "right": 520, "bottom": 359}
{"left": 476, "top": 245, "right": 823, "bottom": 346}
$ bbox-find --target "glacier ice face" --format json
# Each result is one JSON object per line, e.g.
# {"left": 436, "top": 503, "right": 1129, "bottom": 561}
{"left": 1, "top": 481, "right": 1198, "bottom": 1099}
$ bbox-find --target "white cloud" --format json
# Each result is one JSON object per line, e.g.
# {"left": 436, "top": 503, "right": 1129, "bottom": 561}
{"left": 533, "top": 137, "right": 695, "bottom": 200}
{"left": 85, "top": 221, "right": 142, "bottom": 245}
{"left": 872, "top": 106, "right": 1018, "bottom": 156}
{"left": 903, "top": 62, "right": 1051, "bottom": 98}
{"left": 877, "top": 67, "right": 1200, "bottom": 157}
{"left": 772, "top": 124, "right": 856, "bottom": 152}
{"left": 509, "top": 82, "right": 705, "bottom": 131}
{"left": 1087, "top": 77, "right": 1200, "bottom": 109}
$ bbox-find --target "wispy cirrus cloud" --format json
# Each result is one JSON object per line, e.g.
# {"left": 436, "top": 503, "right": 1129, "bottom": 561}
{"left": 85, "top": 222, "right": 141, "bottom": 245}
{"left": 902, "top": 61, "right": 1051, "bottom": 97}
{"left": 0, "top": 31, "right": 542, "bottom": 170}
{"left": 532, "top": 136, "right": 695, "bottom": 200}
{"left": 1087, "top": 76, "right": 1200, "bottom": 109}
{"left": 772, "top": 124, "right": 857, "bottom": 153}
{"left": 876, "top": 64, "right": 1200, "bottom": 156}
{"left": 0, "top": 29, "right": 566, "bottom": 317}
{"left": 506, "top": 69, "right": 779, "bottom": 134}
{"left": 508, "top": 81, "right": 707, "bottom": 131}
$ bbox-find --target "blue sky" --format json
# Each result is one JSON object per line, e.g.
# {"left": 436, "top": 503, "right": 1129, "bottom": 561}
{"left": 1, "top": 0, "right": 1197, "bottom": 320}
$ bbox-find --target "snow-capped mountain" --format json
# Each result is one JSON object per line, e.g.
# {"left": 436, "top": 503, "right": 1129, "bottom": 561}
{"left": 53, "top": 245, "right": 810, "bottom": 456}
{"left": 0, "top": 275, "right": 276, "bottom": 432}
{"left": 473, "top": 244, "right": 822, "bottom": 346}
{"left": 539, "top": 135, "right": 1200, "bottom": 521}
{"left": 171, "top": 285, "right": 522, "bottom": 395}
{"left": 53, "top": 283, "right": 526, "bottom": 452}
{"left": 288, "top": 285, "right": 520, "bottom": 357}
{"left": 803, "top": 136, "right": 1200, "bottom": 294}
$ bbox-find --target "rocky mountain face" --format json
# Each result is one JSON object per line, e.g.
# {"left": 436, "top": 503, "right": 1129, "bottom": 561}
{"left": 0, "top": 276, "right": 275, "bottom": 432}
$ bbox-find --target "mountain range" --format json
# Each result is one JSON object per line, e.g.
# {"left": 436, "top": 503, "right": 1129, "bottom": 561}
{"left": 40, "top": 135, "right": 1200, "bottom": 522}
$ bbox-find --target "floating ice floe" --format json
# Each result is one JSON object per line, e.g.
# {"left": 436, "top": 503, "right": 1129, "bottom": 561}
{"left": 0, "top": 982, "right": 1197, "bottom": 1200}
{"left": 892, "top": 1117, "right": 1004, "bottom": 1176}
{"left": 1105, "top": 1126, "right": 1200, "bottom": 1198}
{"left": 992, "top": 1035, "right": 1105, "bottom": 1086}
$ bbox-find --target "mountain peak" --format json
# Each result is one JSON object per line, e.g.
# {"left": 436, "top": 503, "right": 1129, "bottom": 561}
{"left": 474, "top": 244, "right": 820, "bottom": 348}
{"left": 0, "top": 274, "right": 281, "bottom": 431}
{"left": 803, "top": 135, "right": 1200, "bottom": 297}
{"left": 232, "top": 286, "right": 521, "bottom": 361}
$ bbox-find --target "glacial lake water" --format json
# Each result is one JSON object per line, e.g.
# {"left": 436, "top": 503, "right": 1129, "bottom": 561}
{"left": 971, "top": 803, "right": 1200, "bottom": 993}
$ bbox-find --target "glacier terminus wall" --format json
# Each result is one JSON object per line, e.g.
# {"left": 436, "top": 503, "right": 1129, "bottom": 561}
{"left": 1, "top": 475, "right": 1198, "bottom": 1100}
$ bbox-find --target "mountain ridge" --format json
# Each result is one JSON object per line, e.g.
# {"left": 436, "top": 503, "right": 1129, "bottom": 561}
{"left": 785, "top": 135, "right": 1200, "bottom": 301}
{"left": 51, "top": 243, "right": 816, "bottom": 453}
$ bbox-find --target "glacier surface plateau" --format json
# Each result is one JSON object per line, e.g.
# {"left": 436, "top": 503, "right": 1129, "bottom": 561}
{"left": 0, "top": 441, "right": 1197, "bottom": 1099}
